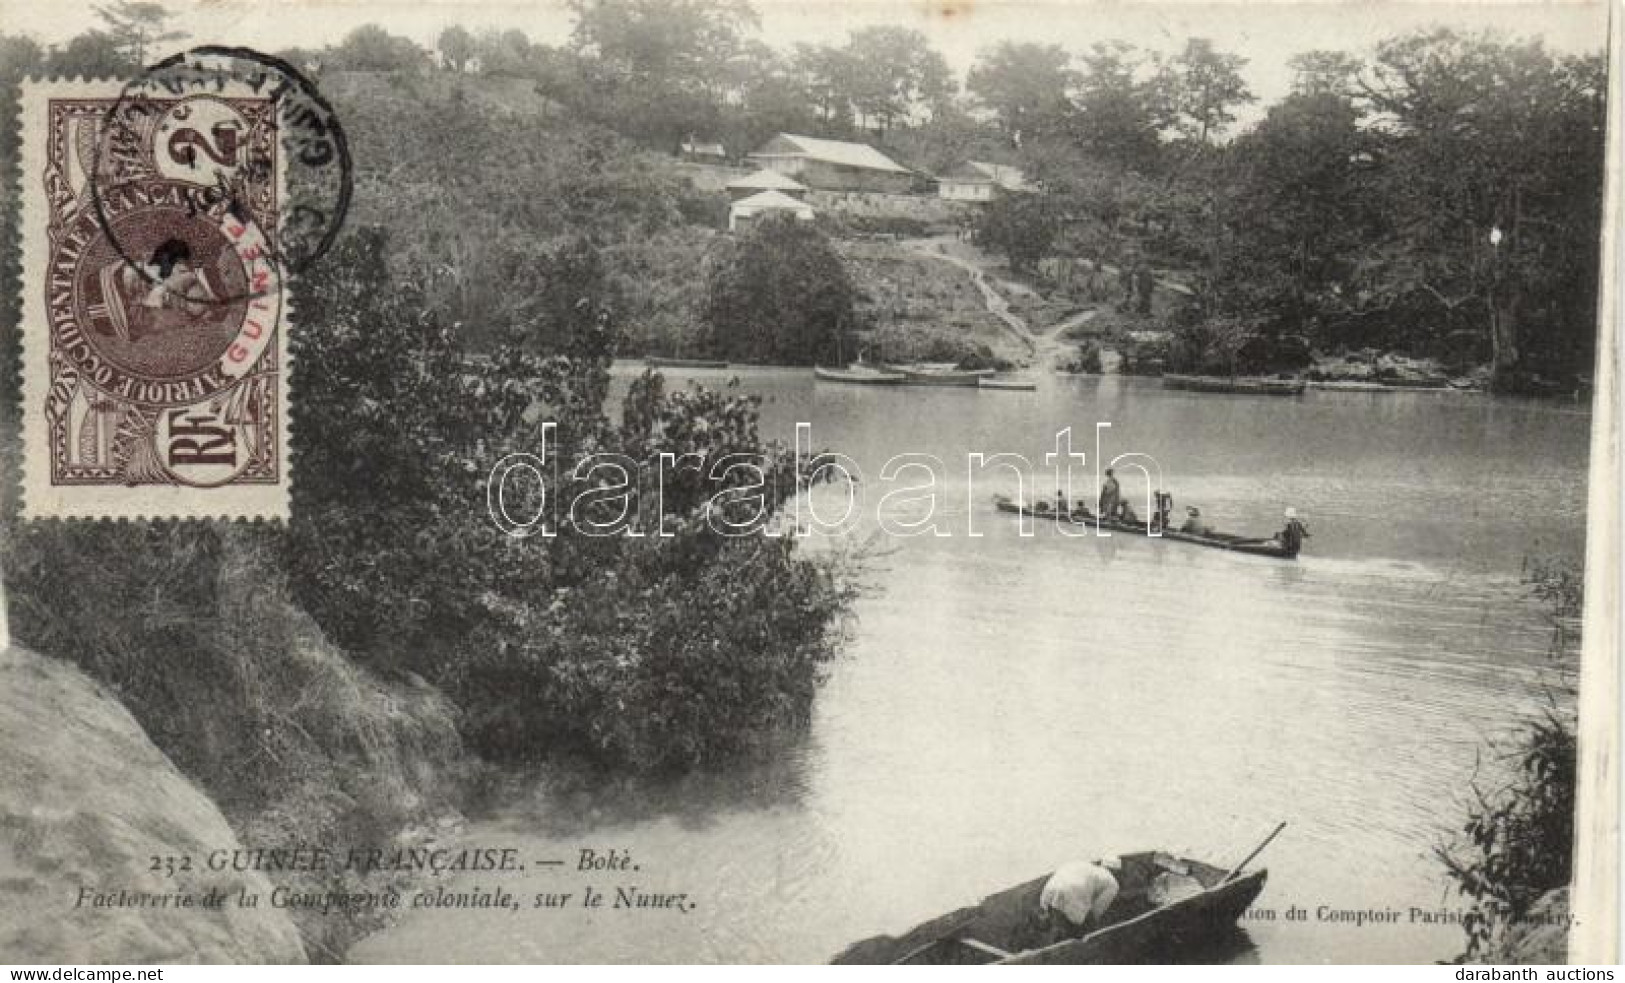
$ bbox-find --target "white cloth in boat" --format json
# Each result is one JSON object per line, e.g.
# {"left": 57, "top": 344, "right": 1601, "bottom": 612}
{"left": 1038, "top": 861, "right": 1120, "bottom": 926}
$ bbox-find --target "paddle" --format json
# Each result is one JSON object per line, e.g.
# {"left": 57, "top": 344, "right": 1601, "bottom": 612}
{"left": 1219, "top": 822, "right": 1287, "bottom": 885}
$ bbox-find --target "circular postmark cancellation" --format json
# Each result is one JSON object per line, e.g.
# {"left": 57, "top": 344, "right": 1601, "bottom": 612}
{"left": 89, "top": 45, "right": 352, "bottom": 298}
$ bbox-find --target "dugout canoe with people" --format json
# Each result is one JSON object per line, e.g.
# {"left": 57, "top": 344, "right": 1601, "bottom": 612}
{"left": 992, "top": 489, "right": 1311, "bottom": 561}
{"left": 831, "top": 825, "right": 1284, "bottom": 965}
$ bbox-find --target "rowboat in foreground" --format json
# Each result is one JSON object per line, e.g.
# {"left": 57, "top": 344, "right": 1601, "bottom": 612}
{"left": 831, "top": 850, "right": 1269, "bottom": 965}
{"left": 993, "top": 496, "right": 1299, "bottom": 560}
{"left": 645, "top": 356, "right": 729, "bottom": 369}
{"left": 814, "top": 364, "right": 908, "bottom": 384}
{"left": 1162, "top": 373, "right": 1306, "bottom": 396}
{"left": 978, "top": 376, "right": 1038, "bottom": 391}
{"left": 884, "top": 363, "right": 998, "bottom": 387}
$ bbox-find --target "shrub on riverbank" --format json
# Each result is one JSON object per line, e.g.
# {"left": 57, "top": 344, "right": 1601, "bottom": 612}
{"left": 866, "top": 323, "right": 1010, "bottom": 370}
{"left": 282, "top": 229, "right": 853, "bottom": 771}
{"left": 1059, "top": 341, "right": 1104, "bottom": 374}
{"left": 705, "top": 216, "right": 854, "bottom": 366}
{"left": 1437, "top": 560, "right": 1581, "bottom": 962}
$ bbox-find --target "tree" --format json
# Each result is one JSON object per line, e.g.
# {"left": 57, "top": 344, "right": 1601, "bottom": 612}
{"left": 329, "top": 24, "right": 431, "bottom": 73}
{"left": 705, "top": 216, "right": 853, "bottom": 364}
{"left": 1288, "top": 49, "right": 1362, "bottom": 98}
{"left": 0, "top": 33, "right": 43, "bottom": 78}
{"left": 791, "top": 42, "right": 851, "bottom": 128}
{"left": 438, "top": 25, "right": 477, "bottom": 72}
{"left": 1038, "top": 41, "right": 1164, "bottom": 175}
{"left": 567, "top": 0, "right": 759, "bottom": 148}
{"left": 1218, "top": 90, "right": 1376, "bottom": 340}
{"left": 838, "top": 26, "right": 955, "bottom": 135}
{"left": 1355, "top": 30, "right": 1605, "bottom": 386}
{"left": 474, "top": 28, "right": 536, "bottom": 76}
{"left": 1154, "top": 38, "right": 1254, "bottom": 145}
{"left": 93, "top": 1, "right": 184, "bottom": 65}
{"left": 966, "top": 41, "right": 1075, "bottom": 143}
{"left": 570, "top": 0, "right": 757, "bottom": 90}
{"left": 46, "top": 31, "right": 136, "bottom": 78}
{"left": 973, "top": 192, "right": 1060, "bottom": 273}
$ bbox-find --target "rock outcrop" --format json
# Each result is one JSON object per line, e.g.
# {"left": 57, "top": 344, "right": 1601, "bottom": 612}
{"left": 1495, "top": 888, "right": 1570, "bottom": 964}
{"left": 0, "top": 644, "right": 307, "bottom": 963}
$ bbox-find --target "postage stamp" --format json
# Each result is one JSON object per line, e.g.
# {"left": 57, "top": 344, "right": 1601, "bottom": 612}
{"left": 15, "top": 52, "right": 334, "bottom": 519}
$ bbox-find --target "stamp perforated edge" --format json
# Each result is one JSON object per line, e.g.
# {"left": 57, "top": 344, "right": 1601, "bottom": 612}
{"left": 16, "top": 78, "right": 292, "bottom": 522}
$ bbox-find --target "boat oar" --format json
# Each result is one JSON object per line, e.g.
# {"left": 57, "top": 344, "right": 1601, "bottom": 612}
{"left": 1219, "top": 822, "right": 1287, "bottom": 885}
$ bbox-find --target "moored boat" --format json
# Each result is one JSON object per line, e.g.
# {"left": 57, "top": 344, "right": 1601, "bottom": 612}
{"left": 645, "top": 356, "right": 730, "bottom": 369}
{"left": 814, "top": 364, "right": 908, "bottom": 384}
{"left": 978, "top": 376, "right": 1038, "bottom": 391}
{"left": 1162, "top": 373, "right": 1306, "bottom": 396}
{"left": 884, "top": 364, "right": 997, "bottom": 387}
{"left": 993, "top": 496, "right": 1299, "bottom": 560}
{"left": 831, "top": 850, "right": 1268, "bottom": 965}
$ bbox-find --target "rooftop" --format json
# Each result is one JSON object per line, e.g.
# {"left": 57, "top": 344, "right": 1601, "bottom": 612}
{"left": 749, "top": 133, "right": 911, "bottom": 175}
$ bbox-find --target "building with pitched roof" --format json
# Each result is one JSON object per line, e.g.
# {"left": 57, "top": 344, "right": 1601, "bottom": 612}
{"left": 938, "top": 161, "right": 1028, "bottom": 202}
{"left": 747, "top": 133, "right": 914, "bottom": 194}
{"left": 728, "top": 189, "right": 816, "bottom": 232}
{"left": 724, "top": 169, "right": 810, "bottom": 201}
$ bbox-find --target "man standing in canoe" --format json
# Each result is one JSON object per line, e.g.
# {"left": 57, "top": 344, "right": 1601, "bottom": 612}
{"left": 1098, "top": 469, "right": 1121, "bottom": 521}
{"left": 1277, "top": 508, "right": 1311, "bottom": 557}
{"left": 1037, "top": 857, "right": 1122, "bottom": 942}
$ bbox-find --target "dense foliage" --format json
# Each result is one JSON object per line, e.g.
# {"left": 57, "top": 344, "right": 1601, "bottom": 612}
{"left": 283, "top": 229, "right": 853, "bottom": 769}
{"left": 704, "top": 215, "right": 854, "bottom": 365}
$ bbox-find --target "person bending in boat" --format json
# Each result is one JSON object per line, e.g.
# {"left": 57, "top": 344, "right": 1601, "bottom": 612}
{"left": 1180, "top": 506, "right": 1211, "bottom": 536}
{"left": 1275, "top": 508, "right": 1310, "bottom": 556}
{"left": 1036, "top": 857, "right": 1122, "bottom": 943}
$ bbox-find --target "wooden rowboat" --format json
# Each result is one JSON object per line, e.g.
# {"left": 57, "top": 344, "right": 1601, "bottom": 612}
{"left": 1162, "top": 373, "right": 1306, "bottom": 396}
{"left": 831, "top": 851, "right": 1268, "bottom": 965}
{"left": 994, "top": 496, "right": 1299, "bottom": 560}
{"left": 978, "top": 376, "right": 1038, "bottom": 391}
{"left": 645, "top": 356, "right": 729, "bottom": 369}
{"left": 814, "top": 365, "right": 908, "bottom": 384}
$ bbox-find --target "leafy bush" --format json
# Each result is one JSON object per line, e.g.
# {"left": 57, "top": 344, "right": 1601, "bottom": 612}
{"left": 1437, "top": 559, "right": 1580, "bottom": 960}
{"left": 287, "top": 229, "right": 852, "bottom": 771}
{"left": 1059, "top": 340, "right": 1103, "bottom": 374}
{"left": 866, "top": 323, "right": 1006, "bottom": 369}
{"left": 705, "top": 215, "right": 855, "bottom": 365}
{"left": 973, "top": 193, "right": 1061, "bottom": 273}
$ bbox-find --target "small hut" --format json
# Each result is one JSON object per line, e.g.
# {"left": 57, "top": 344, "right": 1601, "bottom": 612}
{"left": 728, "top": 189, "right": 816, "bottom": 233}
{"left": 724, "top": 169, "right": 810, "bottom": 201}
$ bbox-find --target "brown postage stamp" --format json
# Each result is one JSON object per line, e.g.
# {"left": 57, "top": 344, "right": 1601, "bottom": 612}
{"left": 18, "top": 59, "right": 303, "bottom": 519}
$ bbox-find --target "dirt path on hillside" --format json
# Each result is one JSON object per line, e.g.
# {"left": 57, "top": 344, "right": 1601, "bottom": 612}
{"left": 900, "top": 237, "right": 1129, "bottom": 371}
{"left": 901, "top": 241, "right": 1037, "bottom": 354}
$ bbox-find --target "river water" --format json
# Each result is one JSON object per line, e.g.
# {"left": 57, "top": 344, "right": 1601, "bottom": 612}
{"left": 353, "top": 367, "right": 1591, "bottom": 965}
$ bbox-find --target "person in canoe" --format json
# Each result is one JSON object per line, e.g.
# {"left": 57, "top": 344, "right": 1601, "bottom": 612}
{"left": 1035, "top": 857, "right": 1122, "bottom": 944}
{"left": 1098, "top": 469, "right": 1121, "bottom": 520}
{"left": 1180, "top": 506, "right": 1211, "bottom": 536}
{"left": 1152, "top": 490, "right": 1174, "bottom": 532}
{"left": 1275, "top": 508, "right": 1310, "bottom": 557}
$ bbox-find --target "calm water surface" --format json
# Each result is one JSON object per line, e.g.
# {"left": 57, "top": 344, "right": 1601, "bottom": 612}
{"left": 354, "top": 368, "right": 1590, "bottom": 964}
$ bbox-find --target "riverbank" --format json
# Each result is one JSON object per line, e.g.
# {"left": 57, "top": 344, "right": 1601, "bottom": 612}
{"left": 0, "top": 531, "right": 470, "bottom": 963}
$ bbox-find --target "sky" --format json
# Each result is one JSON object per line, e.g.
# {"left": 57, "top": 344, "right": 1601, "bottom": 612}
{"left": 3, "top": 0, "right": 1609, "bottom": 111}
